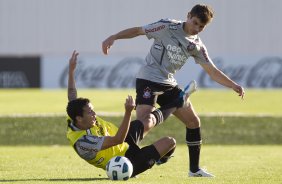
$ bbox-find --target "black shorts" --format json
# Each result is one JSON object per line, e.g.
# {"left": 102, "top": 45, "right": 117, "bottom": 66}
{"left": 136, "top": 78, "right": 183, "bottom": 107}
{"left": 125, "top": 120, "right": 160, "bottom": 177}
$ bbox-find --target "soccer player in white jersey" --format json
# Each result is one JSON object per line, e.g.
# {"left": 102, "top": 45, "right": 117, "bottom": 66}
{"left": 102, "top": 4, "right": 245, "bottom": 177}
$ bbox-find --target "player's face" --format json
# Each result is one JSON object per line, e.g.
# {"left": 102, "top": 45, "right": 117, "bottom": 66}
{"left": 81, "top": 103, "right": 97, "bottom": 128}
{"left": 185, "top": 15, "right": 207, "bottom": 35}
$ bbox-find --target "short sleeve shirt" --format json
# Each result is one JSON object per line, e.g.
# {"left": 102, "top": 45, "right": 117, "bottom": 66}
{"left": 67, "top": 116, "right": 129, "bottom": 169}
{"left": 69, "top": 122, "right": 105, "bottom": 160}
{"left": 137, "top": 18, "right": 213, "bottom": 86}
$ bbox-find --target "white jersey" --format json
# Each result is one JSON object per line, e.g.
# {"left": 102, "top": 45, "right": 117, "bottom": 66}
{"left": 137, "top": 18, "right": 213, "bottom": 86}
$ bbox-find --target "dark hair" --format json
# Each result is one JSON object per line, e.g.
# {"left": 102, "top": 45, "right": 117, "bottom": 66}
{"left": 66, "top": 98, "right": 90, "bottom": 122}
{"left": 190, "top": 4, "right": 214, "bottom": 24}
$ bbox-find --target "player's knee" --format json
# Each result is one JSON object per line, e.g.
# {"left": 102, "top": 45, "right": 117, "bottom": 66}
{"left": 136, "top": 105, "right": 154, "bottom": 119}
{"left": 170, "top": 137, "right": 176, "bottom": 147}
{"left": 164, "top": 136, "right": 176, "bottom": 148}
{"left": 141, "top": 114, "right": 155, "bottom": 129}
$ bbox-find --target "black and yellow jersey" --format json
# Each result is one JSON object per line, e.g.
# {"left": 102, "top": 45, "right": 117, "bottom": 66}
{"left": 66, "top": 116, "right": 129, "bottom": 169}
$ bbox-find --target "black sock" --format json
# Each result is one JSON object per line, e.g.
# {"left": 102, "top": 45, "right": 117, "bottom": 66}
{"left": 130, "top": 145, "right": 161, "bottom": 177}
{"left": 125, "top": 120, "right": 144, "bottom": 145}
{"left": 186, "top": 127, "right": 202, "bottom": 173}
{"left": 151, "top": 106, "right": 176, "bottom": 126}
{"left": 158, "top": 147, "right": 175, "bottom": 163}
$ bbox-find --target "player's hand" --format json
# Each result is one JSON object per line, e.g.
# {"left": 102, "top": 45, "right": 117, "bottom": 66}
{"left": 232, "top": 84, "right": 245, "bottom": 100}
{"left": 124, "top": 95, "right": 135, "bottom": 113}
{"left": 69, "top": 50, "right": 79, "bottom": 72}
{"left": 102, "top": 35, "right": 115, "bottom": 55}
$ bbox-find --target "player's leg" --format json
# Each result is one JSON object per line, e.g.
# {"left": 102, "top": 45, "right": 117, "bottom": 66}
{"left": 173, "top": 102, "right": 201, "bottom": 172}
{"left": 136, "top": 104, "right": 155, "bottom": 136}
{"left": 135, "top": 79, "right": 157, "bottom": 135}
{"left": 156, "top": 80, "right": 213, "bottom": 177}
{"left": 126, "top": 104, "right": 178, "bottom": 145}
{"left": 125, "top": 118, "right": 176, "bottom": 177}
{"left": 136, "top": 101, "right": 182, "bottom": 138}
{"left": 126, "top": 136, "right": 176, "bottom": 177}
{"left": 127, "top": 79, "right": 180, "bottom": 145}
{"left": 152, "top": 136, "right": 176, "bottom": 159}
{"left": 135, "top": 79, "right": 194, "bottom": 137}
{"left": 150, "top": 80, "right": 198, "bottom": 130}
{"left": 156, "top": 147, "right": 175, "bottom": 165}
{"left": 135, "top": 79, "right": 177, "bottom": 137}
{"left": 153, "top": 137, "right": 176, "bottom": 165}
{"left": 173, "top": 103, "right": 214, "bottom": 177}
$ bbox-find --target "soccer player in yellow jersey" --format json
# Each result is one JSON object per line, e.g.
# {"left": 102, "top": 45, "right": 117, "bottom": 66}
{"left": 66, "top": 51, "right": 181, "bottom": 177}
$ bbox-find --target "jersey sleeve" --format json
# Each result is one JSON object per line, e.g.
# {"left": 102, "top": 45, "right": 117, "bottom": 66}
{"left": 142, "top": 19, "right": 168, "bottom": 40}
{"left": 193, "top": 44, "right": 214, "bottom": 65}
{"left": 74, "top": 135, "right": 105, "bottom": 160}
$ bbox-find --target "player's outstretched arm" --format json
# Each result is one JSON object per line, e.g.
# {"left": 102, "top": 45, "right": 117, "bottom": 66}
{"left": 68, "top": 50, "right": 79, "bottom": 101}
{"left": 101, "top": 95, "right": 135, "bottom": 150}
{"left": 200, "top": 63, "right": 245, "bottom": 99}
{"left": 102, "top": 27, "right": 145, "bottom": 55}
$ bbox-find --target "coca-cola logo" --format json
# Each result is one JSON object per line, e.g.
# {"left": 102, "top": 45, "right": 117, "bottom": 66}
{"left": 246, "top": 57, "right": 282, "bottom": 87}
{"left": 199, "top": 57, "right": 282, "bottom": 88}
{"left": 59, "top": 56, "right": 282, "bottom": 89}
{"left": 59, "top": 57, "right": 144, "bottom": 88}
{"left": 107, "top": 58, "right": 144, "bottom": 88}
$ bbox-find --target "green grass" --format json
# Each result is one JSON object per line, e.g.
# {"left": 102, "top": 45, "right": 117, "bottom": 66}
{"left": 1, "top": 145, "right": 281, "bottom": 184}
{"left": 1, "top": 89, "right": 282, "bottom": 183}
{"left": 1, "top": 116, "right": 281, "bottom": 145}
{"left": 0, "top": 89, "right": 282, "bottom": 115}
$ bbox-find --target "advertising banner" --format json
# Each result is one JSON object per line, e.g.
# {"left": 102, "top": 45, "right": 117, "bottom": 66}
{"left": 176, "top": 55, "right": 282, "bottom": 88}
{"left": 42, "top": 55, "right": 282, "bottom": 89}
{"left": 42, "top": 56, "right": 144, "bottom": 88}
{"left": 0, "top": 57, "right": 40, "bottom": 88}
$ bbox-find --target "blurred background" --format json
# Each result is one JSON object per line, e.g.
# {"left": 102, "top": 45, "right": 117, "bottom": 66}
{"left": 0, "top": 0, "right": 281, "bottom": 89}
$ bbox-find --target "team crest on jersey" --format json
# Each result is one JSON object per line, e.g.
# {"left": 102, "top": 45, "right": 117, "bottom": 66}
{"left": 169, "top": 25, "right": 178, "bottom": 30}
{"left": 187, "top": 41, "right": 196, "bottom": 51}
{"left": 143, "top": 87, "right": 151, "bottom": 99}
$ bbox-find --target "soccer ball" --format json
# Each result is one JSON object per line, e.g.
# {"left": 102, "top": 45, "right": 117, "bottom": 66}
{"left": 106, "top": 156, "right": 133, "bottom": 180}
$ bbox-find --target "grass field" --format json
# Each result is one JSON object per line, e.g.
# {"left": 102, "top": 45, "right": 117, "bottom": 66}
{"left": 0, "top": 89, "right": 282, "bottom": 183}
{"left": 1, "top": 145, "right": 281, "bottom": 184}
{"left": 0, "top": 89, "right": 282, "bottom": 115}
{"left": 1, "top": 116, "right": 281, "bottom": 145}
